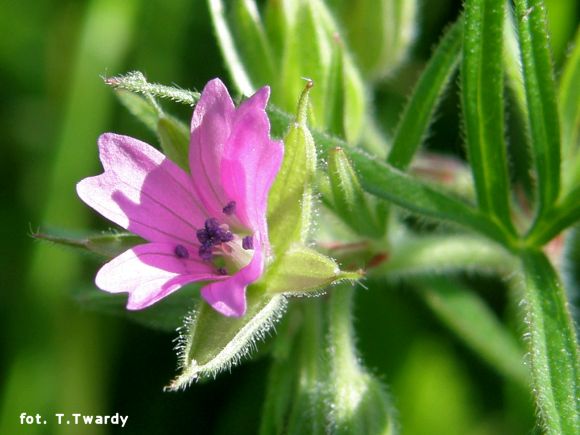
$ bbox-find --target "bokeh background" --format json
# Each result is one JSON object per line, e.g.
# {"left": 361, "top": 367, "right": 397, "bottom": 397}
{"left": 1, "top": 0, "right": 578, "bottom": 434}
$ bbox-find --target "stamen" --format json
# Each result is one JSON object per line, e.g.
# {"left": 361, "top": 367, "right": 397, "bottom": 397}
{"left": 216, "top": 267, "right": 228, "bottom": 275}
{"left": 174, "top": 244, "right": 189, "bottom": 259}
{"left": 196, "top": 228, "right": 209, "bottom": 245}
{"left": 198, "top": 244, "right": 214, "bottom": 261}
{"left": 222, "top": 201, "right": 236, "bottom": 215}
{"left": 196, "top": 217, "right": 237, "bottom": 260}
{"left": 205, "top": 217, "right": 220, "bottom": 231}
{"left": 217, "top": 228, "right": 234, "bottom": 243}
{"left": 242, "top": 235, "right": 254, "bottom": 250}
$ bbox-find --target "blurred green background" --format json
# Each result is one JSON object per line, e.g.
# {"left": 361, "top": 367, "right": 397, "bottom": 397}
{"left": 0, "top": 0, "right": 577, "bottom": 434}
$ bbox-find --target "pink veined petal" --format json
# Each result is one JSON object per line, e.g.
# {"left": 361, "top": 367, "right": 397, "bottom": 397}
{"left": 77, "top": 133, "right": 207, "bottom": 244}
{"left": 200, "top": 236, "right": 265, "bottom": 317}
{"left": 220, "top": 86, "right": 284, "bottom": 233}
{"left": 96, "top": 242, "right": 226, "bottom": 310}
{"left": 189, "top": 78, "right": 236, "bottom": 218}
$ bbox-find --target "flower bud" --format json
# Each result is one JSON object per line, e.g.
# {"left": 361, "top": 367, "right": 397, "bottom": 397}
{"left": 268, "top": 81, "right": 317, "bottom": 255}
{"left": 326, "top": 146, "right": 386, "bottom": 237}
{"left": 336, "top": 0, "right": 418, "bottom": 80}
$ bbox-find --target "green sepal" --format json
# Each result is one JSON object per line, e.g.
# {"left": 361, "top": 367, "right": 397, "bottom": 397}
{"left": 265, "top": 245, "right": 362, "bottom": 295}
{"left": 33, "top": 230, "right": 144, "bottom": 259}
{"left": 157, "top": 115, "right": 190, "bottom": 171}
{"left": 326, "top": 146, "right": 385, "bottom": 237}
{"left": 166, "top": 289, "right": 287, "bottom": 390}
{"left": 268, "top": 82, "right": 316, "bottom": 256}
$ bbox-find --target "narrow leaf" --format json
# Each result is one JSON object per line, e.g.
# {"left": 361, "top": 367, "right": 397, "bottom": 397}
{"left": 418, "top": 277, "right": 528, "bottom": 386}
{"left": 519, "top": 250, "right": 579, "bottom": 435}
{"left": 105, "top": 71, "right": 199, "bottom": 106}
{"left": 208, "top": 0, "right": 255, "bottom": 95}
{"left": 33, "top": 231, "right": 143, "bottom": 259}
{"left": 514, "top": 0, "right": 561, "bottom": 221}
{"left": 348, "top": 149, "right": 516, "bottom": 249}
{"left": 462, "top": 0, "right": 514, "bottom": 228}
{"left": 525, "top": 185, "right": 580, "bottom": 246}
{"left": 387, "top": 17, "right": 463, "bottom": 170}
{"left": 229, "top": 0, "right": 276, "bottom": 86}
{"left": 559, "top": 27, "right": 580, "bottom": 191}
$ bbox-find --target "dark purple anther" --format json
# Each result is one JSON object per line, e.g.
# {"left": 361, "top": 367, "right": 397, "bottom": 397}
{"left": 222, "top": 201, "right": 236, "bottom": 215}
{"left": 198, "top": 244, "right": 213, "bottom": 261}
{"left": 174, "top": 244, "right": 189, "bottom": 259}
{"left": 196, "top": 228, "right": 209, "bottom": 244}
{"left": 217, "top": 267, "right": 228, "bottom": 275}
{"left": 242, "top": 235, "right": 254, "bottom": 250}
{"left": 205, "top": 217, "right": 220, "bottom": 231}
{"left": 218, "top": 229, "right": 234, "bottom": 243}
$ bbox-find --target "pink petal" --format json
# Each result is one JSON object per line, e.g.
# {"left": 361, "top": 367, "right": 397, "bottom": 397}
{"left": 96, "top": 242, "right": 226, "bottom": 310}
{"left": 77, "top": 133, "right": 207, "bottom": 244}
{"left": 220, "top": 87, "right": 284, "bottom": 233}
{"left": 189, "top": 79, "right": 236, "bottom": 218}
{"left": 200, "top": 236, "right": 265, "bottom": 317}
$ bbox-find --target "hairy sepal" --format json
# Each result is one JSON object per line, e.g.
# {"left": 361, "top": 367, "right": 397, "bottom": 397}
{"left": 166, "top": 289, "right": 287, "bottom": 390}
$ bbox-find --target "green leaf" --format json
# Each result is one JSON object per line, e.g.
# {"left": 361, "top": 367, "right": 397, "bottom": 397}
{"left": 166, "top": 289, "right": 287, "bottom": 390}
{"left": 503, "top": 8, "right": 529, "bottom": 124}
{"left": 387, "top": 17, "right": 463, "bottom": 170}
{"left": 417, "top": 277, "right": 528, "bottom": 386}
{"left": 514, "top": 0, "right": 561, "bottom": 221}
{"left": 462, "top": 0, "right": 514, "bottom": 229}
{"left": 105, "top": 71, "right": 199, "bottom": 106}
{"left": 157, "top": 115, "right": 190, "bottom": 171}
{"left": 348, "top": 149, "right": 517, "bottom": 249}
{"left": 559, "top": 27, "right": 580, "bottom": 191}
{"left": 282, "top": 0, "right": 332, "bottom": 129}
{"left": 33, "top": 230, "right": 143, "bottom": 259}
{"left": 525, "top": 185, "right": 580, "bottom": 246}
{"left": 265, "top": 245, "right": 361, "bottom": 295}
{"left": 229, "top": 0, "right": 276, "bottom": 87}
{"left": 266, "top": 103, "right": 518, "bottom": 247}
{"left": 208, "top": 0, "right": 255, "bottom": 95}
{"left": 268, "top": 82, "right": 316, "bottom": 256}
{"left": 519, "top": 250, "right": 580, "bottom": 435}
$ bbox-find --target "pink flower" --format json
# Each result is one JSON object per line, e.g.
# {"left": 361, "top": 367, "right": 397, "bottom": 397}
{"left": 77, "top": 79, "right": 284, "bottom": 317}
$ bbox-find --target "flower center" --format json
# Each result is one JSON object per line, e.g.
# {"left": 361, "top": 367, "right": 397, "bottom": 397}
{"left": 175, "top": 202, "right": 255, "bottom": 275}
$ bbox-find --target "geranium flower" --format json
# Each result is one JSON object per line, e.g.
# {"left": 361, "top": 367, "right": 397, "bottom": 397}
{"left": 77, "top": 79, "right": 284, "bottom": 317}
